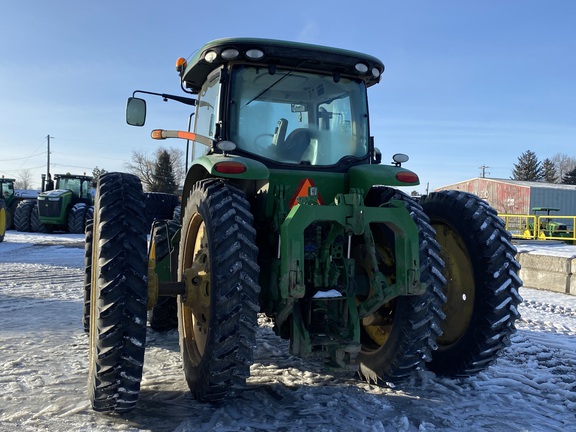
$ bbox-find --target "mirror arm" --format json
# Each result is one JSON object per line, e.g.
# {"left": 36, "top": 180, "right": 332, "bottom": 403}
{"left": 132, "top": 90, "right": 196, "bottom": 106}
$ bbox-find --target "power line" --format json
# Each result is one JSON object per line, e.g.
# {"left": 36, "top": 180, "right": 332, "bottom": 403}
{"left": 479, "top": 165, "right": 491, "bottom": 178}
{"left": 0, "top": 151, "right": 46, "bottom": 162}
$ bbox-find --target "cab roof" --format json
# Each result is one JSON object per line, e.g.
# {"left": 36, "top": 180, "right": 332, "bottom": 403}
{"left": 55, "top": 173, "right": 93, "bottom": 181}
{"left": 180, "top": 37, "right": 385, "bottom": 93}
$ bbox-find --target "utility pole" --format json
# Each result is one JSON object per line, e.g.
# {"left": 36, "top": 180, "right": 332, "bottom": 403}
{"left": 479, "top": 165, "right": 490, "bottom": 178}
{"left": 46, "top": 135, "right": 54, "bottom": 191}
{"left": 47, "top": 134, "right": 52, "bottom": 177}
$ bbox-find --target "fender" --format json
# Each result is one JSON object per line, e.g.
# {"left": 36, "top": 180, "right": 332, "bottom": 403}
{"left": 182, "top": 153, "right": 269, "bottom": 209}
{"left": 348, "top": 164, "right": 419, "bottom": 194}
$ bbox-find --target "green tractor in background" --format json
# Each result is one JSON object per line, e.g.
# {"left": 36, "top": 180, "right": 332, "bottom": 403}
{"left": 531, "top": 207, "right": 575, "bottom": 243}
{"left": 0, "top": 176, "right": 33, "bottom": 232}
{"left": 15, "top": 173, "right": 94, "bottom": 234}
{"left": 1, "top": 178, "right": 16, "bottom": 241}
{"left": 85, "top": 38, "right": 523, "bottom": 413}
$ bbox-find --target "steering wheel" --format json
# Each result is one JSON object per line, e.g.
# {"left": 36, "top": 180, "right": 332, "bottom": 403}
{"left": 253, "top": 133, "right": 275, "bottom": 153}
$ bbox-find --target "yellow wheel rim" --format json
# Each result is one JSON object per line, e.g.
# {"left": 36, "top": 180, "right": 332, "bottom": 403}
{"left": 180, "top": 213, "right": 211, "bottom": 356}
{"left": 433, "top": 222, "right": 475, "bottom": 346}
{"left": 360, "top": 243, "right": 395, "bottom": 348}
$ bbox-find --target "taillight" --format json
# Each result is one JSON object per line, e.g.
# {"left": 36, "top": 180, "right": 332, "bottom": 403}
{"left": 214, "top": 162, "right": 247, "bottom": 174}
{"left": 396, "top": 172, "right": 419, "bottom": 183}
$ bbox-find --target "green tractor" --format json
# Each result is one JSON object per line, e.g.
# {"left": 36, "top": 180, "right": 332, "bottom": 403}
{"left": 0, "top": 176, "right": 32, "bottom": 231}
{"left": 531, "top": 207, "right": 574, "bottom": 243}
{"left": 85, "top": 38, "right": 522, "bottom": 412}
{"left": 15, "top": 173, "right": 94, "bottom": 234}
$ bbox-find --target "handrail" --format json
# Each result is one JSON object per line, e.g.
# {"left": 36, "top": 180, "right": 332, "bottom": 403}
{"left": 498, "top": 213, "right": 576, "bottom": 243}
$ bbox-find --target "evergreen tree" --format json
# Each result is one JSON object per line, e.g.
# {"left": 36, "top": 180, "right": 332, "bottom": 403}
{"left": 92, "top": 166, "right": 107, "bottom": 183}
{"left": 511, "top": 150, "right": 544, "bottom": 181}
{"left": 150, "top": 150, "right": 177, "bottom": 193}
{"left": 542, "top": 158, "right": 557, "bottom": 183}
{"left": 561, "top": 166, "right": 576, "bottom": 185}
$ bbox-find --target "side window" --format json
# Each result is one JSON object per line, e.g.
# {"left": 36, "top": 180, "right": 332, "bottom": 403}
{"left": 1, "top": 182, "right": 12, "bottom": 198}
{"left": 194, "top": 69, "right": 221, "bottom": 141}
{"left": 81, "top": 181, "right": 90, "bottom": 199}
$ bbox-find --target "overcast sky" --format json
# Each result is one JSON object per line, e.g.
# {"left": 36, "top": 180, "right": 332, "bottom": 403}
{"left": 1, "top": 1, "right": 574, "bottom": 192}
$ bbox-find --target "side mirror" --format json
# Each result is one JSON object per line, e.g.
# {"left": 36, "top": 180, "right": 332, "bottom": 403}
{"left": 392, "top": 153, "right": 409, "bottom": 166}
{"left": 373, "top": 147, "right": 382, "bottom": 164}
{"left": 126, "top": 97, "right": 146, "bottom": 126}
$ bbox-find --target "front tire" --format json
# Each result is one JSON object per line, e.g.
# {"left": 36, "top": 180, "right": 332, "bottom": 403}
{"left": 357, "top": 187, "right": 446, "bottom": 384}
{"left": 82, "top": 219, "right": 93, "bottom": 333}
{"left": 68, "top": 203, "right": 88, "bottom": 234}
{"left": 148, "top": 220, "right": 180, "bottom": 331}
{"left": 145, "top": 192, "right": 180, "bottom": 229}
{"left": 30, "top": 201, "right": 48, "bottom": 233}
{"left": 178, "top": 179, "right": 260, "bottom": 402}
{"left": 420, "top": 190, "right": 522, "bottom": 376}
{"left": 87, "top": 172, "right": 148, "bottom": 412}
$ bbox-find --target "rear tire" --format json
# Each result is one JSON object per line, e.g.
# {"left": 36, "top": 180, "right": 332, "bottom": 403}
{"left": 68, "top": 203, "right": 87, "bottom": 234}
{"left": 87, "top": 172, "right": 148, "bottom": 412}
{"left": 14, "top": 200, "right": 34, "bottom": 232}
{"left": 357, "top": 187, "right": 446, "bottom": 384}
{"left": 178, "top": 179, "right": 260, "bottom": 402}
{"left": 420, "top": 190, "right": 522, "bottom": 376}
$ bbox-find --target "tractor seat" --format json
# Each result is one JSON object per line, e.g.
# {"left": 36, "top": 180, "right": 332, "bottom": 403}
{"left": 277, "top": 128, "right": 311, "bottom": 162}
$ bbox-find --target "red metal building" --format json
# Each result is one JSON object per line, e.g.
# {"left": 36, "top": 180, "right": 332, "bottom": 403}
{"left": 435, "top": 178, "right": 576, "bottom": 215}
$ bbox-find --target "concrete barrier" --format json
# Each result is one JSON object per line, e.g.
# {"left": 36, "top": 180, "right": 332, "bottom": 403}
{"left": 516, "top": 252, "right": 576, "bottom": 295}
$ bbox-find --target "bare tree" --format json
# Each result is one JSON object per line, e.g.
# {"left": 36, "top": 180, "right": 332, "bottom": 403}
{"left": 551, "top": 153, "right": 576, "bottom": 183}
{"left": 14, "top": 168, "right": 35, "bottom": 190}
{"left": 125, "top": 147, "right": 185, "bottom": 191}
{"left": 124, "top": 149, "right": 155, "bottom": 191}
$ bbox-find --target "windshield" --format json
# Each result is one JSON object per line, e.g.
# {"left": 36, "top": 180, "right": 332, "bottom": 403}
{"left": 56, "top": 177, "right": 84, "bottom": 198}
{"left": 229, "top": 66, "right": 369, "bottom": 165}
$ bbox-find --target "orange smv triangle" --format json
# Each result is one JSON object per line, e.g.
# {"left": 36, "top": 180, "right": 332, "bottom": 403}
{"left": 288, "top": 178, "right": 324, "bottom": 208}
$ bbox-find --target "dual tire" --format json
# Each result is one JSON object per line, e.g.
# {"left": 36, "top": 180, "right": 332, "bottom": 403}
{"left": 87, "top": 172, "right": 148, "bottom": 412}
{"left": 86, "top": 174, "right": 260, "bottom": 411}
{"left": 357, "top": 188, "right": 522, "bottom": 382}
{"left": 420, "top": 190, "right": 523, "bottom": 376}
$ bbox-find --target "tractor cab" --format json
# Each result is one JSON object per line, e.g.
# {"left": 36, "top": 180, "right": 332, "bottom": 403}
{"left": 1, "top": 177, "right": 15, "bottom": 202}
{"left": 127, "top": 38, "right": 417, "bottom": 183}
{"left": 54, "top": 174, "right": 93, "bottom": 202}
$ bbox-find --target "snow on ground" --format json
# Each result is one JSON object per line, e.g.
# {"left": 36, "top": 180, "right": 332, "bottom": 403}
{"left": 1, "top": 232, "right": 576, "bottom": 431}
{"left": 515, "top": 239, "right": 576, "bottom": 258}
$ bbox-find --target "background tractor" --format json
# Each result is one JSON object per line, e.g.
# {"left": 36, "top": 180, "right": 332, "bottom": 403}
{"left": 15, "top": 173, "right": 94, "bottom": 234}
{"left": 0, "top": 176, "right": 31, "bottom": 230}
{"left": 85, "top": 38, "right": 522, "bottom": 413}
{"left": 531, "top": 207, "right": 575, "bottom": 243}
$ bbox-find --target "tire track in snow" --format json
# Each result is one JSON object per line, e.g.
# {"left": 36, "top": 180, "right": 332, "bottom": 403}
{"left": 522, "top": 298, "right": 576, "bottom": 318}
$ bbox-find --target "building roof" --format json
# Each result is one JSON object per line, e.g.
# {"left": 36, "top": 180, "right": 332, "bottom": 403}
{"left": 440, "top": 177, "right": 576, "bottom": 191}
